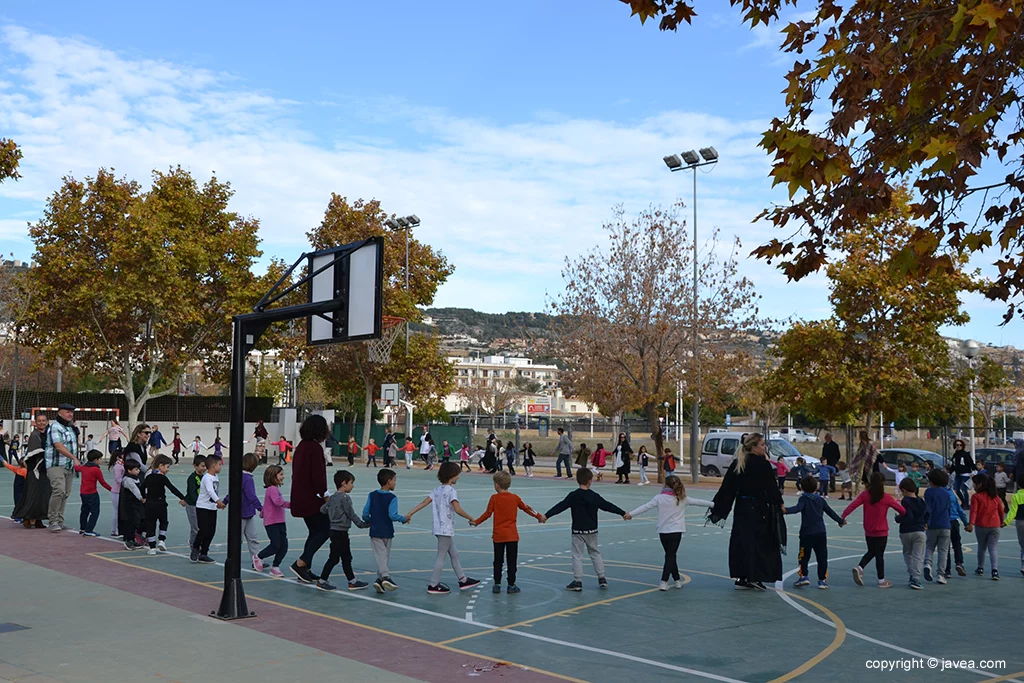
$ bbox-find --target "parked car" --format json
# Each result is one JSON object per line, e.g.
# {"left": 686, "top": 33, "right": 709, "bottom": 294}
{"left": 876, "top": 448, "right": 944, "bottom": 483}
{"left": 777, "top": 428, "right": 819, "bottom": 443}
{"left": 700, "top": 433, "right": 819, "bottom": 478}
{"left": 768, "top": 439, "right": 822, "bottom": 478}
{"left": 974, "top": 447, "right": 1016, "bottom": 478}
{"left": 707, "top": 428, "right": 731, "bottom": 434}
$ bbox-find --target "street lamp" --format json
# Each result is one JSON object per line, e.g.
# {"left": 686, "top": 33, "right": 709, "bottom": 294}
{"left": 961, "top": 339, "right": 980, "bottom": 462}
{"left": 664, "top": 147, "right": 719, "bottom": 483}
{"left": 385, "top": 214, "right": 422, "bottom": 355}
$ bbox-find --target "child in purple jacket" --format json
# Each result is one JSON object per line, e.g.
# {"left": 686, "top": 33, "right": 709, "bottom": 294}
{"left": 225, "top": 453, "right": 265, "bottom": 570}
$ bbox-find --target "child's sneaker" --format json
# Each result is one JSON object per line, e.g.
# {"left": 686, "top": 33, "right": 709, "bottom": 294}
{"left": 673, "top": 579, "right": 684, "bottom": 589}
{"left": 427, "top": 583, "right": 451, "bottom": 595}
{"left": 975, "top": 567, "right": 985, "bottom": 576}
{"left": 290, "top": 562, "right": 314, "bottom": 584}
{"left": 316, "top": 580, "right": 337, "bottom": 591}
{"left": 269, "top": 567, "right": 284, "bottom": 577}
{"left": 923, "top": 566, "right": 933, "bottom": 582}
{"left": 157, "top": 540, "right": 167, "bottom": 552}
{"left": 992, "top": 570, "right": 1000, "bottom": 581}
{"left": 373, "top": 580, "right": 385, "bottom": 594}
{"left": 347, "top": 580, "right": 369, "bottom": 591}
{"left": 507, "top": 585, "right": 521, "bottom": 594}
{"left": 458, "top": 577, "right": 481, "bottom": 591}
{"left": 659, "top": 580, "right": 669, "bottom": 591}
{"left": 909, "top": 580, "right": 922, "bottom": 590}
{"left": 492, "top": 584, "right": 502, "bottom": 594}
{"left": 565, "top": 580, "right": 583, "bottom": 592}
{"left": 146, "top": 547, "right": 157, "bottom": 555}
{"left": 197, "top": 555, "right": 215, "bottom": 564}
{"left": 189, "top": 548, "right": 199, "bottom": 563}
{"left": 381, "top": 576, "right": 399, "bottom": 591}
{"left": 598, "top": 577, "right": 608, "bottom": 589}
{"left": 252, "top": 554, "right": 264, "bottom": 572}
{"left": 877, "top": 579, "right": 893, "bottom": 589}
{"left": 956, "top": 564, "right": 967, "bottom": 576}
{"left": 936, "top": 574, "right": 948, "bottom": 585}
{"left": 943, "top": 570, "right": 952, "bottom": 579}
{"left": 793, "top": 576, "right": 811, "bottom": 588}
{"left": 817, "top": 580, "right": 828, "bottom": 590}
{"left": 852, "top": 566, "right": 864, "bottom": 586}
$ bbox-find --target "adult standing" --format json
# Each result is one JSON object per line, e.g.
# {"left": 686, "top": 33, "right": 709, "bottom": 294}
{"left": 382, "top": 426, "right": 397, "bottom": 468}
{"left": 950, "top": 438, "right": 975, "bottom": 508}
{"left": 552, "top": 427, "right": 574, "bottom": 479}
{"left": 849, "top": 431, "right": 877, "bottom": 498}
{"left": 613, "top": 432, "right": 634, "bottom": 484}
{"left": 708, "top": 433, "right": 785, "bottom": 590}
{"left": 148, "top": 424, "right": 167, "bottom": 466}
{"left": 253, "top": 420, "right": 269, "bottom": 464}
{"left": 821, "top": 433, "right": 841, "bottom": 493}
{"left": 45, "top": 403, "right": 80, "bottom": 532}
{"left": 289, "top": 414, "right": 331, "bottom": 584}
{"left": 123, "top": 424, "right": 151, "bottom": 477}
{"left": 12, "top": 413, "right": 52, "bottom": 528}
{"left": 0, "top": 420, "right": 8, "bottom": 462}
{"left": 419, "top": 425, "right": 434, "bottom": 469}
{"left": 107, "top": 419, "right": 128, "bottom": 454}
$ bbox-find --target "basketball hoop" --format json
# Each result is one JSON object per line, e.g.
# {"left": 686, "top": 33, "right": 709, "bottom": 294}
{"left": 367, "top": 316, "right": 405, "bottom": 364}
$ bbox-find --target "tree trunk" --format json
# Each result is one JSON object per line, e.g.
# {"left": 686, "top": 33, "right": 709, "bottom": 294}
{"left": 645, "top": 402, "right": 665, "bottom": 484}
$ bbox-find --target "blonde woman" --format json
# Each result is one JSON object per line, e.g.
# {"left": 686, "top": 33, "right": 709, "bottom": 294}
{"left": 708, "top": 433, "right": 785, "bottom": 590}
{"left": 849, "top": 431, "right": 878, "bottom": 497}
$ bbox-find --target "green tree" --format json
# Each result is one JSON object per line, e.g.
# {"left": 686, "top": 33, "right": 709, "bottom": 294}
{"left": 21, "top": 167, "right": 264, "bottom": 428}
{"left": 973, "top": 357, "right": 1020, "bottom": 444}
{"left": 0, "top": 138, "right": 21, "bottom": 183}
{"left": 621, "top": 0, "right": 1024, "bottom": 320}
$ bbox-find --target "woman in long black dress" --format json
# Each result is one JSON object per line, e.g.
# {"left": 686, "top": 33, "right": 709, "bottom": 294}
{"left": 708, "top": 432, "right": 785, "bottom": 590}
{"left": 613, "top": 432, "right": 634, "bottom": 484}
{"left": 12, "top": 449, "right": 50, "bottom": 528}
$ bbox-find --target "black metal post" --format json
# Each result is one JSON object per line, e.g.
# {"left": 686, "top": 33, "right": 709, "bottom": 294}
{"left": 215, "top": 317, "right": 255, "bottom": 620}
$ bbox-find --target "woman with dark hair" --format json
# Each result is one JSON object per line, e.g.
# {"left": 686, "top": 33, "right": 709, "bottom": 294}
{"left": 289, "top": 414, "right": 331, "bottom": 584}
{"left": 950, "top": 438, "right": 974, "bottom": 508}
{"left": 613, "top": 432, "right": 633, "bottom": 484}
{"left": 708, "top": 433, "right": 785, "bottom": 590}
{"left": 850, "top": 431, "right": 877, "bottom": 498}
{"left": 123, "top": 424, "right": 151, "bottom": 476}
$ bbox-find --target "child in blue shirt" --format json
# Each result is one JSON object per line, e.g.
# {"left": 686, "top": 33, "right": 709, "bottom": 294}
{"left": 894, "top": 479, "right": 930, "bottom": 589}
{"left": 362, "top": 468, "right": 408, "bottom": 593}
{"left": 790, "top": 458, "right": 810, "bottom": 483}
{"left": 784, "top": 475, "right": 846, "bottom": 589}
{"left": 817, "top": 463, "right": 836, "bottom": 498}
{"left": 943, "top": 467, "right": 972, "bottom": 579}
{"left": 922, "top": 468, "right": 952, "bottom": 583}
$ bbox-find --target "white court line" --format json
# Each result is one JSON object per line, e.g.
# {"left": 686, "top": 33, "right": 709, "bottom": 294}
{"left": 776, "top": 541, "right": 1024, "bottom": 683}
{"left": 19, "top": 519, "right": 751, "bottom": 683}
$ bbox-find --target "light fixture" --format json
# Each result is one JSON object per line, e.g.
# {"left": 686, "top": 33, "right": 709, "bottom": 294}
{"left": 961, "top": 339, "right": 980, "bottom": 359}
{"left": 396, "top": 217, "right": 409, "bottom": 228}
{"left": 663, "top": 154, "right": 683, "bottom": 170}
{"left": 699, "top": 147, "right": 719, "bottom": 162}
{"left": 384, "top": 218, "right": 401, "bottom": 230}
{"left": 407, "top": 214, "right": 421, "bottom": 227}
{"left": 681, "top": 150, "right": 701, "bottom": 166}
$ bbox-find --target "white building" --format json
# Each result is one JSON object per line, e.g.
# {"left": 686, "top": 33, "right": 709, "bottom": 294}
{"left": 443, "top": 355, "right": 597, "bottom": 416}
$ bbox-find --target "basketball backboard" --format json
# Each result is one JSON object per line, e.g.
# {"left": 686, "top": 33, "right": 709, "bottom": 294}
{"left": 380, "top": 383, "right": 401, "bottom": 406}
{"left": 307, "top": 236, "right": 384, "bottom": 345}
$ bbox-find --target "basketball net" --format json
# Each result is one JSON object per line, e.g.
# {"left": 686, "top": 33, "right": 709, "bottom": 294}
{"left": 367, "top": 316, "right": 405, "bottom": 365}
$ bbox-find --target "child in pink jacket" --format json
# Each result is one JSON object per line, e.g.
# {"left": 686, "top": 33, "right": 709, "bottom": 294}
{"left": 590, "top": 443, "right": 610, "bottom": 480}
{"left": 842, "top": 471, "right": 905, "bottom": 589}
{"left": 775, "top": 456, "right": 790, "bottom": 492}
{"left": 257, "top": 465, "right": 290, "bottom": 577}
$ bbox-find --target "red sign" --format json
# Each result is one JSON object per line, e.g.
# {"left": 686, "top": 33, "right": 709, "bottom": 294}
{"left": 527, "top": 403, "right": 550, "bottom": 413}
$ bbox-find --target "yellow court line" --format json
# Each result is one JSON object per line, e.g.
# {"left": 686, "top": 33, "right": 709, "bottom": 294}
{"left": 977, "top": 671, "right": 1024, "bottom": 683}
{"left": 438, "top": 584, "right": 669, "bottom": 646}
{"left": 521, "top": 564, "right": 664, "bottom": 589}
{"left": 86, "top": 553, "right": 588, "bottom": 683}
{"left": 765, "top": 591, "right": 847, "bottom": 683}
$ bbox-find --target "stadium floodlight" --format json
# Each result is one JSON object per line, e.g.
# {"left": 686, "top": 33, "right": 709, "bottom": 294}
{"left": 407, "top": 214, "right": 421, "bottom": 227}
{"left": 384, "top": 218, "right": 401, "bottom": 230}
{"left": 663, "top": 154, "right": 683, "bottom": 170}
{"left": 699, "top": 147, "right": 719, "bottom": 162}
{"left": 681, "top": 150, "right": 701, "bottom": 166}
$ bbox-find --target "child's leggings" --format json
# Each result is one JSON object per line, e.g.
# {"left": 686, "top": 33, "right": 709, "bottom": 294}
{"left": 659, "top": 532, "right": 682, "bottom": 581}
{"left": 460, "top": 460, "right": 472, "bottom": 472}
{"left": 975, "top": 526, "right": 1000, "bottom": 571}
{"left": 639, "top": 466, "right": 649, "bottom": 484}
{"left": 109, "top": 491, "right": 120, "bottom": 535}
{"left": 858, "top": 536, "right": 887, "bottom": 579}
{"left": 429, "top": 535, "right": 464, "bottom": 585}
{"left": 258, "top": 523, "right": 288, "bottom": 567}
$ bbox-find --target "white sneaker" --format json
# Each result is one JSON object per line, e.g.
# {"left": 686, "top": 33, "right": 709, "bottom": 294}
{"left": 659, "top": 581, "right": 669, "bottom": 591}
{"left": 936, "top": 574, "right": 948, "bottom": 585}
{"left": 157, "top": 540, "right": 167, "bottom": 552}
{"left": 674, "top": 579, "right": 684, "bottom": 589}
{"left": 146, "top": 548, "right": 157, "bottom": 555}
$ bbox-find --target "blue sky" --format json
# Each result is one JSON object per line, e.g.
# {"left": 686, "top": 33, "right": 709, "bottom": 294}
{"left": 0, "top": 1, "right": 1020, "bottom": 346}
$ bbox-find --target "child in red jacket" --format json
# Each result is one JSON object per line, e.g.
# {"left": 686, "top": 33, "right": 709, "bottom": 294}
{"left": 75, "top": 449, "right": 112, "bottom": 537}
{"left": 589, "top": 443, "right": 610, "bottom": 481}
{"left": 842, "top": 472, "right": 905, "bottom": 589}
{"left": 969, "top": 474, "right": 1006, "bottom": 580}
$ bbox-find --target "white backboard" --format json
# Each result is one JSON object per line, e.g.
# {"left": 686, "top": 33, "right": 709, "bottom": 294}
{"left": 307, "top": 236, "right": 383, "bottom": 345}
{"left": 380, "top": 383, "right": 401, "bottom": 406}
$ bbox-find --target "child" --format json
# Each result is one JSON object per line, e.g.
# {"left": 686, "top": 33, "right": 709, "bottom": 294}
{"left": 637, "top": 445, "right": 651, "bottom": 486}
{"left": 504, "top": 441, "right": 517, "bottom": 476}
{"left": 440, "top": 440, "right": 454, "bottom": 463}
{"left": 520, "top": 442, "right": 536, "bottom": 477}
{"left": 628, "top": 475, "right": 714, "bottom": 590}
{"left": 365, "top": 438, "right": 380, "bottom": 468}
{"left": 544, "top": 468, "right": 629, "bottom": 591}
{"left": 817, "top": 461, "right": 835, "bottom": 498}
{"left": 183, "top": 455, "right": 207, "bottom": 549}
{"left": 661, "top": 448, "right": 677, "bottom": 476}
{"left": 191, "top": 454, "right": 226, "bottom": 564}
{"left": 223, "top": 453, "right": 264, "bottom": 569}
{"left": 924, "top": 460, "right": 935, "bottom": 473}
{"left": 171, "top": 433, "right": 183, "bottom": 464}
{"left": 589, "top": 443, "right": 608, "bottom": 481}
{"left": 784, "top": 475, "right": 846, "bottom": 589}
{"left": 472, "top": 445, "right": 486, "bottom": 472}
{"left": 210, "top": 436, "right": 228, "bottom": 458}
{"left": 191, "top": 436, "right": 207, "bottom": 457}
{"left": 970, "top": 473, "right": 1005, "bottom": 580}
{"left": 407, "top": 461, "right": 482, "bottom": 595}
{"left": 775, "top": 456, "right": 790, "bottom": 492}
{"left": 790, "top": 457, "right": 809, "bottom": 482}
{"left": 118, "top": 461, "right": 146, "bottom": 551}
{"left": 318, "top": 470, "right": 371, "bottom": 591}
{"left": 885, "top": 462, "right": 908, "bottom": 492}
{"left": 471, "top": 471, "right": 543, "bottom": 594}
{"left": 922, "top": 468, "right": 951, "bottom": 584}
{"left": 842, "top": 471, "right": 905, "bottom": 589}
{"left": 894, "top": 479, "right": 929, "bottom": 589}
{"left": 85, "top": 434, "right": 96, "bottom": 455}
{"left": 994, "top": 462, "right": 1010, "bottom": 512}
{"left": 943, "top": 470, "right": 971, "bottom": 579}
{"left": 975, "top": 459, "right": 989, "bottom": 477}
{"left": 346, "top": 436, "right": 361, "bottom": 467}
{"left": 575, "top": 443, "right": 592, "bottom": 474}
{"left": 907, "top": 461, "right": 927, "bottom": 488}
{"left": 837, "top": 461, "right": 852, "bottom": 500}
{"left": 142, "top": 455, "right": 187, "bottom": 555}
{"left": 73, "top": 449, "right": 111, "bottom": 537}
{"left": 108, "top": 450, "right": 124, "bottom": 536}
{"left": 459, "top": 443, "right": 472, "bottom": 473}
{"left": 400, "top": 437, "right": 417, "bottom": 470}
{"left": 257, "top": 465, "right": 289, "bottom": 577}
{"left": 270, "top": 436, "right": 293, "bottom": 465}
{"left": 1005, "top": 474, "right": 1024, "bottom": 578}
{"left": 362, "top": 468, "right": 407, "bottom": 593}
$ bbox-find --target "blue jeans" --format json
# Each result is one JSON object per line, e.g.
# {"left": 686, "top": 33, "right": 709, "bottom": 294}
{"left": 556, "top": 454, "right": 573, "bottom": 477}
{"left": 80, "top": 492, "right": 100, "bottom": 533}
{"left": 954, "top": 474, "right": 971, "bottom": 507}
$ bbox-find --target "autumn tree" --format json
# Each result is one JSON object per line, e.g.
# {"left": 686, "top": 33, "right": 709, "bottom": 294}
{"left": 766, "top": 186, "right": 979, "bottom": 438}
{"left": 973, "top": 357, "right": 1021, "bottom": 444}
{"left": 302, "top": 196, "right": 455, "bottom": 447}
{"left": 621, "top": 0, "right": 1024, "bottom": 320}
{"left": 21, "top": 167, "right": 264, "bottom": 428}
{"left": 550, "top": 202, "right": 760, "bottom": 482}
{"left": 0, "top": 138, "right": 21, "bottom": 183}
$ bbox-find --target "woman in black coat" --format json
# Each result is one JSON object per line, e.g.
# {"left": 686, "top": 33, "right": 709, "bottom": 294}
{"left": 12, "top": 450, "right": 50, "bottom": 528}
{"left": 708, "top": 433, "right": 785, "bottom": 590}
{"left": 613, "top": 432, "right": 634, "bottom": 484}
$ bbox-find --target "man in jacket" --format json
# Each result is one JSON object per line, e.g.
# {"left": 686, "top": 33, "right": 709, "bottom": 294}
{"left": 821, "top": 433, "right": 841, "bottom": 492}
{"left": 552, "top": 427, "right": 574, "bottom": 479}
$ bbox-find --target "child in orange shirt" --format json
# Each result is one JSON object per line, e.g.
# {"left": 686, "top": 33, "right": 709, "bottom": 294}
{"left": 400, "top": 437, "right": 417, "bottom": 470}
{"left": 365, "top": 438, "right": 380, "bottom": 467}
{"left": 346, "top": 436, "right": 361, "bottom": 466}
{"left": 471, "top": 471, "right": 544, "bottom": 593}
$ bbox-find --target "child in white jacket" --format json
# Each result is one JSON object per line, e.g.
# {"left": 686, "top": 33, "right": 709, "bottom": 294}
{"left": 627, "top": 475, "right": 713, "bottom": 591}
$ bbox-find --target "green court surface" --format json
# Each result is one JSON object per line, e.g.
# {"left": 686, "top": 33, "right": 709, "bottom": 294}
{"left": 2, "top": 463, "right": 1022, "bottom": 683}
